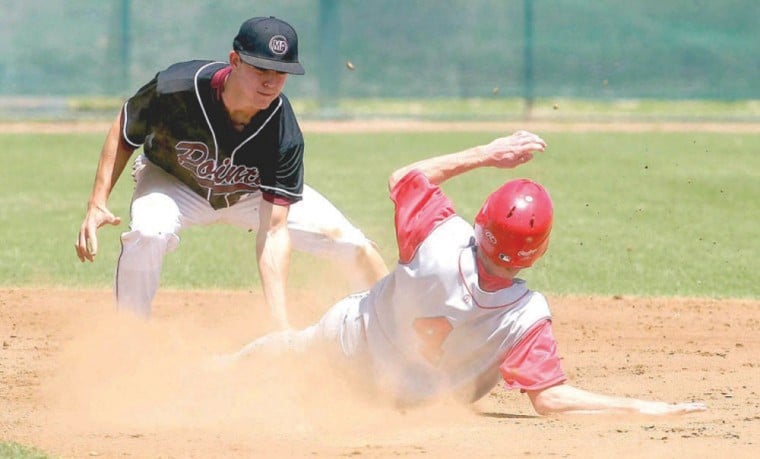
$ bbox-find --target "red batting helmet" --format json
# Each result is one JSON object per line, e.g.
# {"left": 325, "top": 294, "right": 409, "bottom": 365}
{"left": 473, "top": 179, "right": 553, "bottom": 269}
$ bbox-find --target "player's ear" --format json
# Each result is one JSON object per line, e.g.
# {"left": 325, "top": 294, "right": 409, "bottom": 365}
{"left": 229, "top": 50, "right": 241, "bottom": 67}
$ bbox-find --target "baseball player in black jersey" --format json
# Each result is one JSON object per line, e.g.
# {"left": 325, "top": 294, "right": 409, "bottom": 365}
{"left": 75, "top": 16, "right": 388, "bottom": 329}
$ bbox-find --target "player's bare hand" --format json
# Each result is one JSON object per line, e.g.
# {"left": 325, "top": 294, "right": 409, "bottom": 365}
{"left": 639, "top": 401, "right": 708, "bottom": 416}
{"left": 481, "top": 131, "right": 546, "bottom": 168}
{"left": 75, "top": 204, "right": 122, "bottom": 262}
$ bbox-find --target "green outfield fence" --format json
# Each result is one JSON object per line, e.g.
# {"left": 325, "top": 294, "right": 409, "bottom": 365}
{"left": 0, "top": 0, "right": 758, "bottom": 120}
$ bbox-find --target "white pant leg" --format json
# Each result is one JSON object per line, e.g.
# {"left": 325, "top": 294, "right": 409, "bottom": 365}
{"left": 234, "top": 291, "right": 367, "bottom": 360}
{"left": 115, "top": 155, "right": 217, "bottom": 317}
{"left": 286, "top": 185, "right": 387, "bottom": 290}
{"left": 219, "top": 184, "right": 373, "bottom": 260}
{"left": 220, "top": 184, "right": 385, "bottom": 289}
{"left": 215, "top": 191, "right": 261, "bottom": 230}
{"left": 287, "top": 185, "right": 374, "bottom": 261}
{"left": 315, "top": 291, "right": 367, "bottom": 358}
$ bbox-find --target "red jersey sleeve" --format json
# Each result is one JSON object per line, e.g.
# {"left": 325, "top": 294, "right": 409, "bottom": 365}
{"left": 390, "top": 170, "right": 455, "bottom": 263}
{"left": 499, "top": 319, "right": 567, "bottom": 391}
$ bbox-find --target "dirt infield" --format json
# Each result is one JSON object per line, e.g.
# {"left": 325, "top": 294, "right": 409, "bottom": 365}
{"left": 1, "top": 288, "right": 757, "bottom": 458}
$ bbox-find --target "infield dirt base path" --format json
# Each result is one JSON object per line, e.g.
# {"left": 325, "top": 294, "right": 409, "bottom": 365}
{"left": 0, "top": 288, "right": 757, "bottom": 458}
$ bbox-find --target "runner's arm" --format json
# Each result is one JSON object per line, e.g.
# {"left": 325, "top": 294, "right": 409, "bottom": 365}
{"left": 388, "top": 131, "right": 546, "bottom": 190}
{"left": 526, "top": 384, "right": 707, "bottom": 416}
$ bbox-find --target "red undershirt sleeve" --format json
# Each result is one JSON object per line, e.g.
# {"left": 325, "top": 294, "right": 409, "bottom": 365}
{"left": 499, "top": 319, "right": 567, "bottom": 391}
{"left": 390, "top": 170, "right": 455, "bottom": 264}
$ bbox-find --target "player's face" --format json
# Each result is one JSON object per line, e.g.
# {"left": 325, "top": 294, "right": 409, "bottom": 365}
{"left": 476, "top": 248, "right": 522, "bottom": 280}
{"left": 235, "top": 57, "right": 289, "bottom": 109}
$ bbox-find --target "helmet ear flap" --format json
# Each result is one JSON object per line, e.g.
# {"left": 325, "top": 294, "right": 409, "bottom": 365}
{"left": 474, "top": 179, "right": 553, "bottom": 269}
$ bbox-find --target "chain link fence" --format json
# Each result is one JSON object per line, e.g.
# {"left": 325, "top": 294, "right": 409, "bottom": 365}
{"left": 1, "top": 0, "right": 757, "bottom": 120}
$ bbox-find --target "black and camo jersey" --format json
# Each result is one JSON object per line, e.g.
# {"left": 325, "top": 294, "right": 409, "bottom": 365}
{"left": 121, "top": 60, "right": 304, "bottom": 209}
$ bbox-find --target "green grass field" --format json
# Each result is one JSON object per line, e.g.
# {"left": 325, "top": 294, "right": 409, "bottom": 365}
{"left": 0, "top": 128, "right": 758, "bottom": 298}
{"left": 0, "top": 442, "right": 49, "bottom": 459}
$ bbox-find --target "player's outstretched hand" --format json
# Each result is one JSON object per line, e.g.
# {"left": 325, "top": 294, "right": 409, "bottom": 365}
{"left": 75, "top": 204, "right": 122, "bottom": 262}
{"left": 527, "top": 384, "right": 707, "bottom": 417}
{"left": 638, "top": 401, "right": 708, "bottom": 416}
{"left": 481, "top": 130, "right": 547, "bottom": 169}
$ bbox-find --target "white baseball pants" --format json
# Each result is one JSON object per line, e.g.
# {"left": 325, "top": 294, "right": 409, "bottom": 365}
{"left": 115, "top": 155, "right": 376, "bottom": 317}
{"left": 230, "top": 291, "right": 369, "bottom": 360}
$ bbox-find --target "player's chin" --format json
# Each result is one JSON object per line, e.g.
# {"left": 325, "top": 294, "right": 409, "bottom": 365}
{"left": 255, "top": 94, "right": 278, "bottom": 108}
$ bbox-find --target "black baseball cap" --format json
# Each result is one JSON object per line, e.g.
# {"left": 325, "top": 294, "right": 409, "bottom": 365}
{"left": 233, "top": 16, "right": 305, "bottom": 75}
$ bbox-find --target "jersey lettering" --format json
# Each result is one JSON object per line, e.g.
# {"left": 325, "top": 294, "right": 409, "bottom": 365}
{"left": 412, "top": 316, "right": 453, "bottom": 366}
{"left": 176, "top": 140, "right": 261, "bottom": 194}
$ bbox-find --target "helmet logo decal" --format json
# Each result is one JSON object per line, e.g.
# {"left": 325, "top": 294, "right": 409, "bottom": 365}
{"left": 484, "top": 230, "right": 497, "bottom": 245}
{"left": 498, "top": 253, "right": 511, "bottom": 262}
{"left": 518, "top": 248, "right": 538, "bottom": 257}
{"left": 269, "top": 35, "right": 288, "bottom": 55}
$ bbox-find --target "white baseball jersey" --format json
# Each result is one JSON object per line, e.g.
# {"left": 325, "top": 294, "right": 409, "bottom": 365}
{"left": 237, "top": 170, "right": 561, "bottom": 403}
{"left": 358, "top": 170, "right": 552, "bottom": 404}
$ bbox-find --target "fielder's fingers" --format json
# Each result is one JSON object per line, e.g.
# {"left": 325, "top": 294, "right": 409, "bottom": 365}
{"left": 75, "top": 230, "right": 88, "bottom": 262}
{"left": 87, "top": 230, "right": 98, "bottom": 261}
{"left": 77, "top": 225, "right": 97, "bottom": 262}
{"left": 75, "top": 239, "right": 84, "bottom": 262}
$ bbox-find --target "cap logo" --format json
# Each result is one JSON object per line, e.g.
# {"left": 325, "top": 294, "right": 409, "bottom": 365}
{"left": 269, "top": 35, "right": 289, "bottom": 55}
